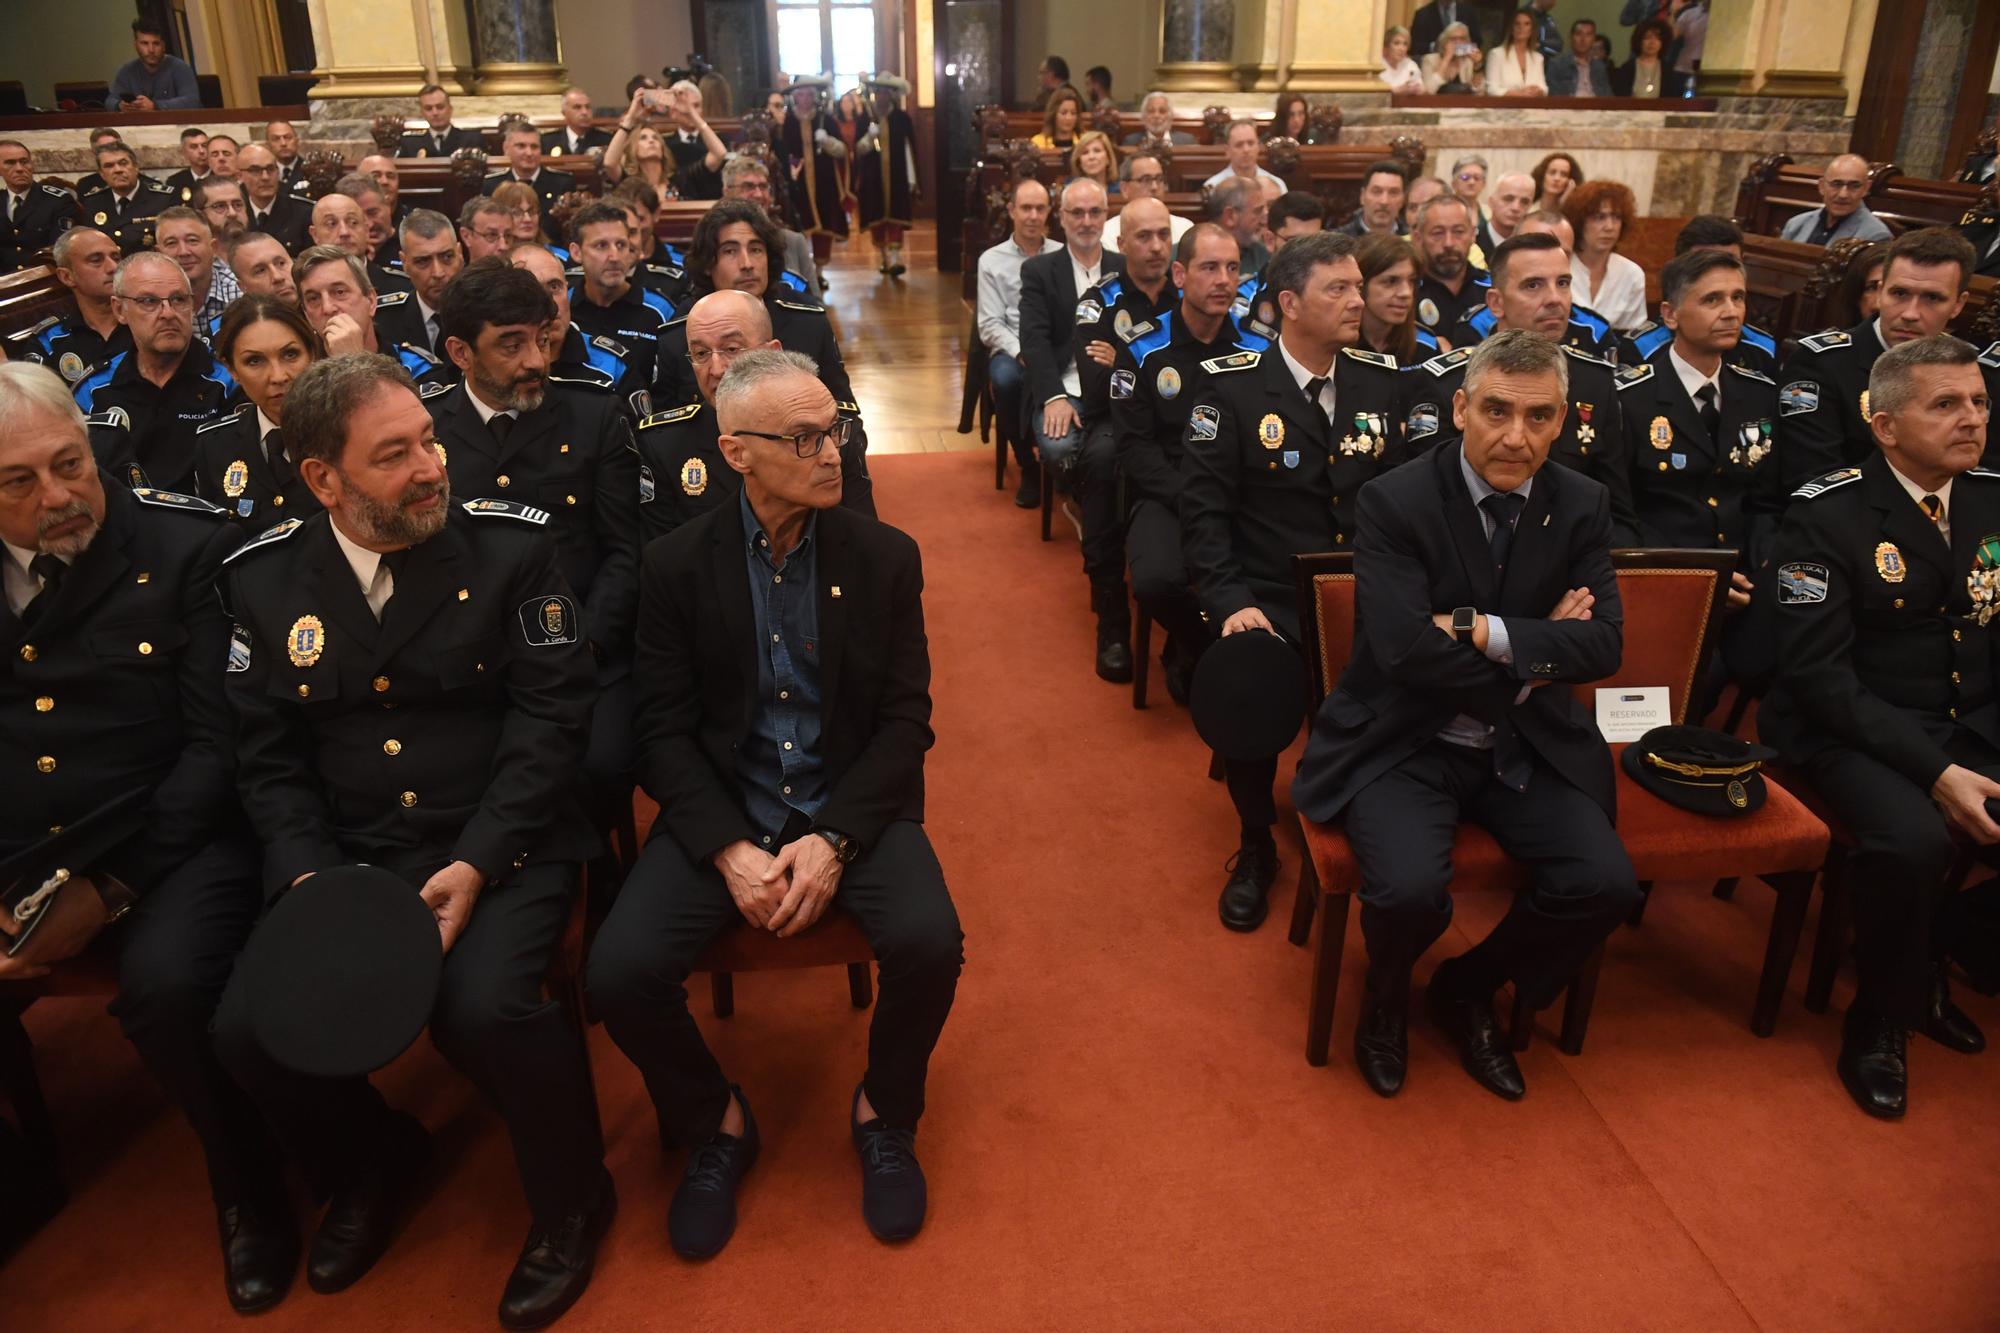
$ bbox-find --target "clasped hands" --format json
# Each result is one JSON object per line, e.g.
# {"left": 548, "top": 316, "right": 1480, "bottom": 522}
{"left": 713, "top": 836, "right": 844, "bottom": 937}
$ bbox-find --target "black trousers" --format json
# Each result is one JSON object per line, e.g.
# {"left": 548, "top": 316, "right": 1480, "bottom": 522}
{"left": 1803, "top": 730, "right": 2000, "bottom": 1024}
{"left": 104, "top": 836, "right": 283, "bottom": 1209}
{"left": 212, "top": 861, "right": 604, "bottom": 1225}
{"left": 1126, "top": 497, "right": 1204, "bottom": 648}
{"left": 1221, "top": 606, "right": 1305, "bottom": 834}
{"left": 1074, "top": 423, "right": 1124, "bottom": 590}
{"left": 588, "top": 818, "right": 963, "bottom": 1145}
{"left": 1343, "top": 740, "right": 1641, "bottom": 1010}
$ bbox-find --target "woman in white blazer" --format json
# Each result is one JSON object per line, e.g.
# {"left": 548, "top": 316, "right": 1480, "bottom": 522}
{"left": 1486, "top": 10, "right": 1549, "bottom": 96}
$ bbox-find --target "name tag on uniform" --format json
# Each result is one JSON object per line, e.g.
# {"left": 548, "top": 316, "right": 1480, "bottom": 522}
{"left": 1594, "top": 686, "right": 1671, "bottom": 742}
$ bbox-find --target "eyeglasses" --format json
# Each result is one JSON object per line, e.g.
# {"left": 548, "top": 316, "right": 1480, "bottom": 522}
{"left": 120, "top": 293, "right": 194, "bottom": 313}
{"left": 510, "top": 208, "right": 539, "bottom": 220}
{"left": 1823, "top": 180, "right": 1866, "bottom": 193}
{"left": 1130, "top": 173, "right": 1166, "bottom": 187}
{"left": 471, "top": 228, "right": 507, "bottom": 245}
{"left": 1063, "top": 207, "right": 1107, "bottom": 221}
{"left": 240, "top": 163, "right": 277, "bottom": 175}
{"left": 735, "top": 417, "right": 854, "bottom": 458}
{"left": 688, "top": 344, "right": 755, "bottom": 367}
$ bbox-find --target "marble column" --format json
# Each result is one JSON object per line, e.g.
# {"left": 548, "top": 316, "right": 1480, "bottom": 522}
{"left": 304, "top": 0, "right": 436, "bottom": 98}
{"left": 470, "top": 0, "right": 568, "bottom": 96}
{"left": 1286, "top": 0, "right": 1389, "bottom": 93}
{"left": 1155, "top": 0, "right": 1239, "bottom": 92}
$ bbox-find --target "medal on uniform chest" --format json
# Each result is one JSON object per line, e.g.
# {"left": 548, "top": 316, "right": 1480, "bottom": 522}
{"left": 286, "top": 614, "right": 325, "bottom": 667}
{"left": 222, "top": 459, "right": 250, "bottom": 498}
{"left": 680, "top": 457, "right": 708, "bottom": 496}
{"left": 1649, "top": 415, "right": 1672, "bottom": 450}
{"left": 1156, "top": 366, "right": 1181, "bottom": 400}
{"left": 1874, "top": 541, "right": 1906, "bottom": 584}
{"left": 1258, "top": 413, "right": 1285, "bottom": 449}
{"left": 1575, "top": 402, "right": 1595, "bottom": 445}
{"left": 1970, "top": 535, "right": 2000, "bottom": 626}
{"left": 1732, "top": 420, "right": 1772, "bottom": 468}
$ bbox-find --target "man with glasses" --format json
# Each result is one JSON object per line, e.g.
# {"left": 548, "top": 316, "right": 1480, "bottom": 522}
{"left": 8, "top": 227, "right": 129, "bottom": 383}
{"left": 193, "top": 176, "right": 249, "bottom": 245}
{"left": 721, "top": 154, "right": 820, "bottom": 294}
{"left": 73, "top": 252, "right": 237, "bottom": 494}
{"left": 1100, "top": 153, "right": 1192, "bottom": 252}
{"left": 1017, "top": 178, "right": 1124, "bottom": 511}
{"left": 1781, "top": 154, "right": 1892, "bottom": 246}
{"left": 0, "top": 138, "right": 81, "bottom": 274}
{"left": 459, "top": 196, "right": 515, "bottom": 264}
{"left": 233, "top": 144, "right": 310, "bottom": 254}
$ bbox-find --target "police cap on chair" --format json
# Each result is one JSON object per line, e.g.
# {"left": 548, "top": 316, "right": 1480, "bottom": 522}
{"left": 239, "top": 864, "right": 443, "bottom": 1077}
{"left": 1621, "top": 725, "right": 1779, "bottom": 817}
{"left": 1189, "top": 630, "right": 1309, "bottom": 763}
{"left": 0, "top": 788, "right": 150, "bottom": 957}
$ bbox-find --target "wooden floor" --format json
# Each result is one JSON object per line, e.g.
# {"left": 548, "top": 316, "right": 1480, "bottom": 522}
{"left": 821, "top": 225, "right": 987, "bottom": 457}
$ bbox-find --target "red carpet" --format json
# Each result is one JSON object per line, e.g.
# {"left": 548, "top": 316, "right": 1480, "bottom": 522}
{"left": 6, "top": 449, "right": 1999, "bottom": 1329}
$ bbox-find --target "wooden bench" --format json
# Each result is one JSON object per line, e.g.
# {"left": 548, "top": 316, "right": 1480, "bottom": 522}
{"left": 1732, "top": 232, "right": 2000, "bottom": 353}
{"left": 1735, "top": 153, "right": 1996, "bottom": 240}
{"left": 0, "top": 264, "right": 68, "bottom": 345}
{"left": 390, "top": 157, "right": 605, "bottom": 224}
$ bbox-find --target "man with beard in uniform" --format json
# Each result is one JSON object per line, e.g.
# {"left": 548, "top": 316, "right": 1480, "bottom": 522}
{"left": 9, "top": 227, "right": 130, "bottom": 387}
{"left": 633, "top": 289, "right": 872, "bottom": 542}
{"left": 1180, "top": 230, "right": 1410, "bottom": 931}
{"left": 1411, "top": 194, "right": 1489, "bottom": 337}
{"left": 424, "top": 257, "right": 641, "bottom": 816}
{"left": 1760, "top": 334, "right": 1997, "bottom": 1119}
{"left": 1778, "top": 227, "right": 1983, "bottom": 489}
{"left": 74, "top": 252, "right": 237, "bottom": 494}
{"left": 1073, "top": 197, "right": 1180, "bottom": 681}
{"left": 1616, "top": 249, "right": 1783, "bottom": 702}
{"left": 78, "top": 140, "right": 175, "bottom": 257}
{"left": 1110, "top": 222, "right": 1269, "bottom": 700}
{"left": 567, "top": 201, "right": 673, "bottom": 405}
{"left": 0, "top": 138, "right": 80, "bottom": 274}
{"left": 511, "top": 242, "right": 652, "bottom": 424}
{"left": 652, "top": 201, "right": 872, "bottom": 505}
{"left": 1404, "top": 233, "right": 1636, "bottom": 543}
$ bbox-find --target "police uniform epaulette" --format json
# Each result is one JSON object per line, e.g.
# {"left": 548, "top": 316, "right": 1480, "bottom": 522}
{"left": 1968, "top": 468, "right": 2000, "bottom": 482}
{"left": 638, "top": 403, "right": 702, "bottom": 429}
{"left": 835, "top": 399, "right": 860, "bottom": 415}
{"left": 1741, "top": 324, "right": 1778, "bottom": 355}
{"left": 1630, "top": 323, "right": 1672, "bottom": 358}
{"left": 1119, "top": 318, "right": 1154, "bottom": 344}
{"left": 222, "top": 517, "right": 303, "bottom": 562}
{"left": 131, "top": 487, "right": 226, "bottom": 516}
{"left": 1614, "top": 363, "right": 1654, "bottom": 390}
{"left": 1418, "top": 348, "right": 1470, "bottom": 377}
{"left": 7, "top": 315, "right": 58, "bottom": 343}
{"left": 772, "top": 298, "right": 826, "bottom": 314}
{"left": 374, "top": 290, "right": 410, "bottom": 308}
{"left": 1342, "top": 347, "right": 1397, "bottom": 371}
{"left": 1132, "top": 316, "right": 1173, "bottom": 362}
{"left": 1979, "top": 341, "right": 2000, "bottom": 370}
{"left": 1560, "top": 343, "right": 1614, "bottom": 368}
{"left": 418, "top": 379, "right": 452, "bottom": 399}
{"left": 85, "top": 406, "right": 130, "bottom": 429}
{"left": 663, "top": 311, "right": 690, "bottom": 328}
{"left": 1725, "top": 362, "right": 1776, "bottom": 385}
{"left": 1199, "top": 351, "right": 1260, "bottom": 374}
{"left": 547, "top": 370, "right": 610, "bottom": 391}
{"left": 397, "top": 341, "right": 439, "bottom": 365}
{"left": 1798, "top": 329, "right": 1851, "bottom": 353}
{"left": 195, "top": 405, "right": 250, "bottom": 434}
{"left": 462, "top": 498, "right": 550, "bottom": 524}
{"left": 141, "top": 178, "right": 172, "bottom": 193}
{"left": 38, "top": 183, "right": 70, "bottom": 199}
{"left": 591, "top": 333, "right": 630, "bottom": 359}
{"left": 1791, "top": 467, "right": 1864, "bottom": 500}
{"left": 1242, "top": 317, "right": 1278, "bottom": 343}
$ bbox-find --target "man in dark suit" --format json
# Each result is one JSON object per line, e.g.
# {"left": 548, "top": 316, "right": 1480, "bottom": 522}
{"left": 1018, "top": 178, "right": 1124, "bottom": 505}
{"left": 1292, "top": 329, "right": 1639, "bottom": 1101}
{"left": 209, "top": 353, "right": 613, "bottom": 1327}
{"left": 542, "top": 87, "right": 612, "bottom": 160}
{"left": 588, "top": 348, "right": 963, "bottom": 1256}
{"left": 1411, "top": 0, "right": 1483, "bottom": 61}
{"left": 0, "top": 363, "right": 296, "bottom": 1310}
{"left": 0, "top": 139, "right": 80, "bottom": 274}
{"left": 396, "top": 84, "right": 485, "bottom": 159}
{"left": 1546, "top": 19, "right": 1614, "bottom": 96}
{"left": 1760, "top": 334, "right": 1997, "bottom": 1120}
{"left": 481, "top": 123, "right": 576, "bottom": 239}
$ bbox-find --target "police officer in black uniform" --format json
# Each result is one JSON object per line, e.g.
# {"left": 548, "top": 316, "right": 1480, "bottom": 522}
{"left": 1405, "top": 234, "right": 1637, "bottom": 543}
{"left": 209, "top": 353, "right": 613, "bottom": 1326}
{"left": 510, "top": 241, "right": 653, "bottom": 424}
{"left": 480, "top": 123, "right": 577, "bottom": 239}
{"left": 1111, "top": 221, "right": 1270, "bottom": 700}
{"left": 75, "top": 252, "right": 237, "bottom": 494}
{"left": 566, "top": 201, "right": 674, "bottom": 397}
{"left": 396, "top": 84, "right": 486, "bottom": 159}
{"left": 77, "top": 140, "right": 175, "bottom": 257}
{"left": 1760, "top": 333, "right": 1996, "bottom": 1121}
{"left": 0, "top": 139, "right": 80, "bottom": 273}
{"left": 1621, "top": 216, "right": 1781, "bottom": 375}
{"left": 633, "top": 289, "right": 873, "bottom": 542}
{"left": 8, "top": 226, "right": 131, "bottom": 386}
{"left": 1616, "top": 250, "right": 1784, "bottom": 697}
{"left": 190, "top": 296, "right": 322, "bottom": 531}
{"left": 1411, "top": 193, "right": 1489, "bottom": 336}
{"left": 0, "top": 363, "right": 297, "bottom": 1311}
{"left": 1777, "top": 227, "right": 1978, "bottom": 488}
{"left": 606, "top": 180, "right": 694, "bottom": 306}
{"left": 1447, "top": 288, "right": 1617, "bottom": 361}
{"left": 1180, "top": 230, "right": 1411, "bottom": 931}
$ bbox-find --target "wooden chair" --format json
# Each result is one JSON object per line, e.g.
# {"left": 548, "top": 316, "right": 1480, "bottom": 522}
{"left": 953, "top": 307, "right": 1008, "bottom": 490}
{"left": 1285, "top": 548, "right": 1832, "bottom": 1067}
{"left": 693, "top": 916, "right": 874, "bottom": 1018}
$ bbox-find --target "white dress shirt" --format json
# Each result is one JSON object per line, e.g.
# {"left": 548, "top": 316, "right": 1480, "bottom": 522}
{"left": 329, "top": 521, "right": 398, "bottom": 619}
{"left": 1888, "top": 463, "right": 1954, "bottom": 546}
{"left": 2, "top": 542, "right": 65, "bottom": 617}
{"left": 466, "top": 386, "right": 518, "bottom": 431}
{"left": 1378, "top": 57, "right": 1423, "bottom": 90}
{"left": 1668, "top": 345, "right": 1723, "bottom": 415}
{"left": 1202, "top": 164, "right": 1286, "bottom": 192}
{"left": 974, "top": 234, "right": 1062, "bottom": 359}
{"left": 255, "top": 407, "right": 282, "bottom": 465}
{"left": 1276, "top": 334, "right": 1337, "bottom": 425}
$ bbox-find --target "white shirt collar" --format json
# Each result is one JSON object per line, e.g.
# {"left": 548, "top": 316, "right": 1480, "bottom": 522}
{"left": 255, "top": 406, "right": 280, "bottom": 444}
{"left": 1276, "top": 332, "right": 1333, "bottom": 392}
{"left": 327, "top": 518, "right": 383, "bottom": 596}
{"left": 1668, "top": 344, "right": 1722, "bottom": 406}
{"left": 3, "top": 540, "right": 42, "bottom": 581}
{"left": 416, "top": 292, "right": 439, "bottom": 330}
{"left": 1066, "top": 244, "right": 1103, "bottom": 292}
{"left": 1870, "top": 317, "right": 1889, "bottom": 353}
{"left": 1887, "top": 459, "right": 1952, "bottom": 524}
{"left": 465, "top": 386, "right": 515, "bottom": 427}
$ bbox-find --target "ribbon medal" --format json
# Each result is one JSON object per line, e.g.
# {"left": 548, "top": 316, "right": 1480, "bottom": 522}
{"left": 1575, "top": 402, "right": 1595, "bottom": 445}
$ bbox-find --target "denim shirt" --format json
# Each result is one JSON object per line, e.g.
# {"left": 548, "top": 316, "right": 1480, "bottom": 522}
{"left": 736, "top": 491, "right": 827, "bottom": 845}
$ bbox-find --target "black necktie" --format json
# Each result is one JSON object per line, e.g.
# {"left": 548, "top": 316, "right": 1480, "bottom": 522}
{"left": 490, "top": 413, "right": 515, "bottom": 450}
{"left": 21, "top": 554, "right": 66, "bottom": 627}
{"left": 1695, "top": 382, "right": 1720, "bottom": 444}
{"left": 1480, "top": 491, "right": 1527, "bottom": 576}
{"left": 1304, "top": 375, "right": 1330, "bottom": 421}
{"left": 264, "top": 429, "right": 292, "bottom": 487}
{"left": 377, "top": 547, "right": 412, "bottom": 618}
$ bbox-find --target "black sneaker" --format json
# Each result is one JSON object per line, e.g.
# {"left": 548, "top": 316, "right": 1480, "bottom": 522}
{"left": 850, "top": 1084, "right": 927, "bottom": 1241}
{"left": 667, "top": 1089, "right": 759, "bottom": 1259}
{"left": 1218, "top": 839, "right": 1279, "bottom": 932}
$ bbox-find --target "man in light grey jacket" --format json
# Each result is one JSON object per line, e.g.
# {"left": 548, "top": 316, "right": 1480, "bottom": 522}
{"left": 1779, "top": 155, "right": 1894, "bottom": 246}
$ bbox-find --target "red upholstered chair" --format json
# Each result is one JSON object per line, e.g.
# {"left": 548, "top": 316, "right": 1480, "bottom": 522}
{"left": 1285, "top": 548, "right": 1831, "bottom": 1068}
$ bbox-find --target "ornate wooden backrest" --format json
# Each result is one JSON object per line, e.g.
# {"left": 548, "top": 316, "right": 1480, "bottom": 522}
{"left": 1307, "top": 101, "right": 1344, "bottom": 146}
{"left": 448, "top": 146, "right": 490, "bottom": 194}
{"left": 1264, "top": 135, "right": 1302, "bottom": 177}
{"left": 299, "top": 150, "right": 347, "bottom": 200}
{"left": 974, "top": 104, "right": 1007, "bottom": 148}
{"left": 1864, "top": 159, "right": 1899, "bottom": 196}
{"left": 736, "top": 108, "right": 776, "bottom": 149}
{"left": 546, "top": 190, "right": 595, "bottom": 244}
{"left": 1734, "top": 151, "right": 1795, "bottom": 231}
{"left": 1202, "top": 105, "right": 1232, "bottom": 146}
{"left": 370, "top": 115, "right": 404, "bottom": 154}
{"left": 1089, "top": 105, "right": 1124, "bottom": 139}
{"left": 1388, "top": 135, "right": 1426, "bottom": 179}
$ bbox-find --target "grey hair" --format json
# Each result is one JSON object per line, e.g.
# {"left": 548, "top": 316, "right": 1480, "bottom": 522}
{"left": 294, "top": 245, "right": 374, "bottom": 297}
{"left": 0, "top": 360, "right": 88, "bottom": 439}
{"left": 1869, "top": 333, "right": 1979, "bottom": 419}
{"left": 1436, "top": 22, "right": 1472, "bottom": 52}
{"left": 112, "top": 251, "right": 189, "bottom": 297}
{"left": 1463, "top": 328, "right": 1568, "bottom": 400}
{"left": 1208, "top": 175, "right": 1255, "bottom": 218}
{"left": 1385, "top": 24, "right": 1411, "bottom": 42}
{"left": 1119, "top": 150, "right": 1162, "bottom": 182}
{"left": 52, "top": 225, "right": 110, "bottom": 269}
{"left": 1450, "top": 153, "right": 1489, "bottom": 178}
{"left": 332, "top": 171, "right": 384, "bottom": 206}
{"left": 720, "top": 153, "right": 771, "bottom": 189}
{"left": 398, "top": 207, "right": 455, "bottom": 246}
{"left": 283, "top": 353, "right": 418, "bottom": 467}
{"left": 1140, "top": 91, "right": 1172, "bottom": 113}
{"left": 1059, "top": 175, "right": 1107, "bottom": 213}
{"left": 1415, "top": 192, "right": 1473, "bottom": 231}
{"left": 713, "top": 348, "right": 823, "bottom": 434}
{"left": 1226, "top": 117, "right": 1259, "bottom": 140}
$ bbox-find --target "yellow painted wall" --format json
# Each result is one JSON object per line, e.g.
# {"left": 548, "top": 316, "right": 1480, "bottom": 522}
{"left": 557, "top": 0, "right": 693, "bottom": 108}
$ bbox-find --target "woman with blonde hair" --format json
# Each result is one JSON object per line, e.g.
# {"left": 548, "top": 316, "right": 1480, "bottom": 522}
{"left": 1068, "top": 130, "right": 1119, "bottom": 195}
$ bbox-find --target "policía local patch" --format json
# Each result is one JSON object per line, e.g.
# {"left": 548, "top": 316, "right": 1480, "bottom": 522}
{"left": 227, "top": 624, "right": 252, "bottom": 673}
{"left": 1776, "top": 562, "right": 1828, "bottom": 604}
{"left": 1110, "top": 368, "right": 1135, "bottom": 400}
{"left": 1408, "top": 402, "right": 1440, "bottom": 440}
{"left": 1189, "top": 405, "right": 1220, "bottom": 441}
{"left": 1779, "top": 381, "right": 1819, "bottom": 416}
{"left": 519, "top": 594, "right": 580, "bottom": 645}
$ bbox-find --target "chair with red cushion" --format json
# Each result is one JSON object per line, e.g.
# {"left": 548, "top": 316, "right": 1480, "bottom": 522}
{"left": 1285, "top": 548, "right": 1832, "bottom": 1068}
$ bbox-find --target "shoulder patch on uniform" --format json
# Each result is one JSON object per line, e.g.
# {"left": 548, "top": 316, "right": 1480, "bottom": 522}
{"left": 772, "top": 298, "right": 826, "bottom": 315}
{"left": 131, "top": 487, "right": 226, "bottom": 516}
{"left": 373, "top": 290, "right": 410, "bottom": 308}
{"left": 1199, "top": 351, "right": 1260, "bottom": 374}
{"left": 1560, "top": 343, "right": 1614, "bottom": 369}
{"left": 591, "top": 333, "right": 630, "bottom": 359}
{"left": 417, "top": 379, "right": 452, "bottom": 400}
{"left": 1798, "top": 329, "right": 1852, "bottom": 353}
{"left": 638, "top": 403, "right": 702, "bottom": 429}
{"left": 1966, "top": 468, "right": 2000, "bottom": 482}
{"left": 397, "top": 341, "right": 439, "bottom": 364}
{"left": 547, "top": 371, "right": 610, "bottom": 392}
{"left": 195, "top": 405, "right": 249, "bottom": 434}
{"left": 1791, "top": 467, "right": 1864, "bottom": 501}
{"left": 1725, "top": 362, "right": 1776, "bottom": 386}
{"left": 223, "top": 517, "right": 304, "bottom": 562}
{"left": 1418, "top": 348, "right": 1471, "bottom": 378}
{"left": 1118, "top": 318, "right": 1154, "bottom": 344}
{"left": 1342, "top": 347, "right": 1397, "bottom": 371}
{"left": 1979, "top": 341, "right": 2000, "bottom": 370}
{"left": 142, "top": 178, "right": 172, "bottom": 193}
{"left": 462, "top": 498, "right": 551, "bottom": 524}
{"left": 38, "top": 183, "right": 69, "bottom": 199}
{"left": 7, "top": 315, "right": 58, "bottom": 343}
{"left": 1614, "top": 363, "right": 1655, "bottom": 390}
{"left": 663, "top": 311, "right": 690, "bottom": 328}
{"left": 1074, "top": 296, "right": 1103, "bottom": 326}
{"left": 86, "top": 406, "right": 130, "bottom": 430}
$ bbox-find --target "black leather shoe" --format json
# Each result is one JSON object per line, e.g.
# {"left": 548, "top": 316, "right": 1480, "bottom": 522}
{"left": 1839, "top": 1009, "right": 1909, "bottom": 1120}
{"left": 1218, "top": 839, "right": 1279, "bottom": 932}
{"left": 668, "top": 1089, "right": 759, "bottom": 1260}
{"left": 218, "top": 1197, "right": 299, "bottom": 1314}
{"left": 499, "top": 1171, "right": 617, "bottom": 1330}
{"left": 306, "top": 1115, "right": 430, "bottom": 1294}
{"left": 1162, "top": 636, "right": 1198, "bottom": 706}
{"left": 1354, "top": 980, "right": 1410, "bottom": 1098}
{"left": 1096, "top": 638, "right": 1133, "bottom": 682}
{"left": 1013, "top": 462, "right": 1041, "bottom": 509}
{"left": 1425, "top": 977, "right": 1526, "bottom": 1101}
{"left": 1921, "top": 967, "right": 1986, "bottom": 1054}
{"left": 850, "top": 1085, "right": 927, "bottom": 1242}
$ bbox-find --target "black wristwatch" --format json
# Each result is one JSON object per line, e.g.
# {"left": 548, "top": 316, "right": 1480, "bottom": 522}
{"left": 812, "top": 827, "right": 860, "bottom": 865}
{"left": 1451, "top": 606, "right": 1477, "bottom": 645}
